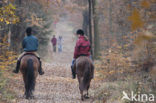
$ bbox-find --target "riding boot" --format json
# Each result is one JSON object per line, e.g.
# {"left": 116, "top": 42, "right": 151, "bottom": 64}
{"left": 71, "top": 65, "right": 76, "bottom": 79}
{"left": 13, "top": 60, "right": 20, "bottom": 73}
{"left": 38, "top": 60, "right": 44, "bottom": 75}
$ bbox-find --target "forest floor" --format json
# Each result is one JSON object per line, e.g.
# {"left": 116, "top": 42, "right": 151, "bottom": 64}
{"left": 10, "top": 59, "right": 102, "bottom": 103}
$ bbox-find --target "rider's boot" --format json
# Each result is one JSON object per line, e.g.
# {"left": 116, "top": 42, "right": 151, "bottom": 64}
{"left": 38, "top": 59, "right": 44, "bottom": 75}
{"left": 71, "top": 65, "right": 76, "bottom": 79}
{"left": 13, "top": 60, "right": 20, "bottom": 73}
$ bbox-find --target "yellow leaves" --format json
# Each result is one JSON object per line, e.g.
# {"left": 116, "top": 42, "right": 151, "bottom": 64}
{"left": 0, "top": 18, "right": 4, "bottom": 22}
{"left": 141, "top": 0, "right": 150, "bottom": 9}
{"left": 8, "top": 3, "right": 16, "bottom": 10}
{"left": 0, "top": 36, "right": 17, "bottom": 71}
{"left": 128, "top": 0, "right": 152, "bottom": 31}
{"left": 25, "top": 13, "right": 42, "bottom": 27}
{"left": 0, "top": 3, "right": 19, "bottom": 24}
{"left": 6, "top": 21, "right": 10, "bottom": 24}
{"left": 128, "top": 8, "right": 144, "bottom": 31}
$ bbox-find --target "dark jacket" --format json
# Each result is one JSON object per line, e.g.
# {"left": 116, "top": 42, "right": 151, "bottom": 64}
{"left": 51, "top": 37, "right": 57, "bottom": 46}
{"left": 74, "top": 36, "right": 91, "bottom": 59}
{"left": 22, "top": 35, "right": 38, "bottom": 52}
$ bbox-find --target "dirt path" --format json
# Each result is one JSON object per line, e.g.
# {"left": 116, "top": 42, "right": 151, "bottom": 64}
{"left": 12, "top": 62, "right": 100, "bottom": 103}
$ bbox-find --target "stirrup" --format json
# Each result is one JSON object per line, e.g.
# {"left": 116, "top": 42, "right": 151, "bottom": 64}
{"left": 72, "top": 75, "right": 76, "bottom": 79}
{"left": 13, "top": 69, "right": 18, "bottom": 74}
{"left": 39, "top": 71, "right": 44, "bottom": 75}
{"left": 72, "top": 71, "right": 76, "bottom": 79}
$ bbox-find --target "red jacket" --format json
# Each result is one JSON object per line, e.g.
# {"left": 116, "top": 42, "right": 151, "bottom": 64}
{"left": 51, "top": 37, "right": 57, "bottom": 46}
{"left": 74, "top": 36, "right": 91, "bottom": 59}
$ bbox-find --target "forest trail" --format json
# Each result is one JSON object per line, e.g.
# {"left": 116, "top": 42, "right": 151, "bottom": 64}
{"left": 12, "top": 62, "right": 100, "bottom": 103}
{"left": 11, "top": 18, "right": 101, "bottom": 103}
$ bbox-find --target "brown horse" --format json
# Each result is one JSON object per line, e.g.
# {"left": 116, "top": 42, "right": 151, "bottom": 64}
{"left": 20, "top": 54, "right": 39, "bottom": 99}
{"left": 73, "top": 56, "right": 94, "bottom": 101}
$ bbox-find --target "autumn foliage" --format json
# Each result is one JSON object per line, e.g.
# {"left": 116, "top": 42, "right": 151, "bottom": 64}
{"left": 0, "top": 36, "right": 17, "bottom": 70}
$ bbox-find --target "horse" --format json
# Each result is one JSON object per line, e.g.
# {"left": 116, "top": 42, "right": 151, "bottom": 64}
{"left": 20, "top": 53, "right": 39, "bottom": 99}
{"left": 73, "top": 56, "right": 94, "bottom": 101}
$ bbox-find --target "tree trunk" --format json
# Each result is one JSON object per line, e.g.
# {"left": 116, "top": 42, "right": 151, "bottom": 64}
{"left": 109, "top": 0, "right": 113, "bottom": 48}
{"left": 82, "top": 10, "right": 89, "bottom": 36}
{"left": 88, "top": 0, "right": 94, "bottom": 58}
{"left": 93, "top": 0, "right": 99, "bottom": 58}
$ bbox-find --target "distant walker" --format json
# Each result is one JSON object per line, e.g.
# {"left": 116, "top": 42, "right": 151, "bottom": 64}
{"left": 51, "top": 35, "right": 57, "bottom": 52}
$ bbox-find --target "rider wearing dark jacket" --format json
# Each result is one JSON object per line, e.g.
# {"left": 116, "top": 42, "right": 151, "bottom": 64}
{"left": 22, "top": 35, "right": 38, "bottom": 52}
{"left": 13, "top": 27, "right": 44, "bottom": 75}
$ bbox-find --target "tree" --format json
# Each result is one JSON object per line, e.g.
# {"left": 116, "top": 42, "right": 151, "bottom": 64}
{"left": 88, "top": 0, "right": 93, "bottom": 57}
{"left": 93, "top": 0, "right": 100, "bottom": 58}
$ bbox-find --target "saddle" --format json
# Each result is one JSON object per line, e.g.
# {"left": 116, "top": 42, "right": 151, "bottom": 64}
{"left": 24, "top": 52, "right": 36, "bottom": 56}
{"left": 21, "top": 52, "right": 39, "bottom": 61}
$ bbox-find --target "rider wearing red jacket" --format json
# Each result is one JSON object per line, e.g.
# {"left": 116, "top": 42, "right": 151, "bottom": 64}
{"left": 71, "top": 29, "right": 91, "bottom": 79}
{"left": 74, "top": 35, "right": 91, "bottom": 59}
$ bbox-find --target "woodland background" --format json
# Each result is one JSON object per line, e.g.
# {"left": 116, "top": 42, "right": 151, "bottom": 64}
{"left": 0, "top": 0, "right": 156, "bottom": 102}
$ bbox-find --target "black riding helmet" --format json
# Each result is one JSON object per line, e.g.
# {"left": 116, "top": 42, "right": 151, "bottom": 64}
{"left": 76, "top": 29, "right": 84, "bottom": 36}
{"left": 26, "top": 27, "right": 32, "bottom": 36}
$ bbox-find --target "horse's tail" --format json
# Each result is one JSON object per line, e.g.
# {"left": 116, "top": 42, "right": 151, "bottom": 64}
{"left": 26, "top": 59, "right": 35, "bottom": 93}
{"left": 82, "top": 62, "right": 91, "bottom": 90}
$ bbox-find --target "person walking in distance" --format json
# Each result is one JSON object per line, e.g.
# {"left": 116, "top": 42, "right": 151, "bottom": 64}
{"left": 51, "top": 35, "right": 57, "bottom": 52}
{"left": 58, "top": 36, "right": 62, "bottom": 53}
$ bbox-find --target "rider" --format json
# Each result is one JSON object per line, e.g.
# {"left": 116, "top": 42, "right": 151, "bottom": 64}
{"left": 13, "top": 27, "right": 44, "bottom": 75}
{"left": 71, "top": 29, "right": 91, "bottom": 79}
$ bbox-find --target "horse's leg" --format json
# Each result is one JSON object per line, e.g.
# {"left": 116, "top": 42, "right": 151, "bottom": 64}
{"left": 84, "top": 85, "right": 90, "bottom": 99}
{"left": 30, "top": 77, "right": 36, "bottom": 99}
{"left": 87, "top": 84, "right": 90, "bottom": 96}
{"left": 80, "top": 90, "right": 84, "bottom": 101}
{"left": 77, "top": 76, "right": 84, "bottom": 101}
{"left": 22, "top": 74, "right": 27, "bottom": 98}
{"left": 30, "top": 91, "right": 34, "bottom": 99}
{"left": 23, "top": 75, "right": 31, "bottom": 99}
{"left": 30, "top": 72, "right": 37, "bottom": 99}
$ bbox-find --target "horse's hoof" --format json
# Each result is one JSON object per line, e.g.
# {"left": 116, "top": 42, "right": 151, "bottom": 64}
{"left": 12, "top": 70, "right": 18, "bottom": 74}
{"left": 30, "top": 95, "right": 35, "bottom": 99}
{"left": 25, "top": 95, "right": 31, "bottom": 99}
{"left": 81, "top": 97, "right": 84, "bottom": 101}
{"left": 25, "top": 96, "right": 29, "bottom": 99}
{"left": 23, "top": 94, "right": 26, "bottom": 98}
{"left": 84, "top": 95, "right": 89, "bottom": 99}
{"left": 39, "top": 71, "right": 44, "bottom": 75}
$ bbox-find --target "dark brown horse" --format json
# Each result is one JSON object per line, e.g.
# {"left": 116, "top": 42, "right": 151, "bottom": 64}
{"left": 73, "top": 56, "right": 94, "bottom": 101}
{"left": 20, "top": 54, "right": 39, "bottom": 99}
